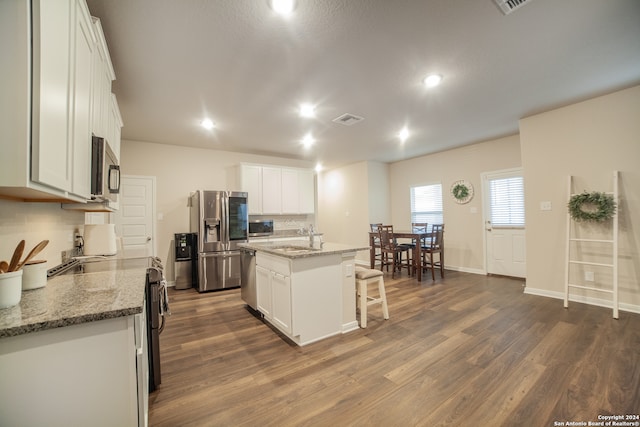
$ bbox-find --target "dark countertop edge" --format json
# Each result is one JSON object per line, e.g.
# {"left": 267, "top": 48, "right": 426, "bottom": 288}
{"left": 0, "top": 306, "right": 143, "bottom": 339}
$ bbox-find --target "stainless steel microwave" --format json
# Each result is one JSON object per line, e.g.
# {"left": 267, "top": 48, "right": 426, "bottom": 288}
{"left": 248, "top": 219, "right": 274, "bottom": 237}
{"left": 90, "top": 136, "right": 120, "bottom": 204}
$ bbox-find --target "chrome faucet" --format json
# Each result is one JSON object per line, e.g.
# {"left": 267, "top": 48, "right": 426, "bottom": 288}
{"left": 308, "top": 224, "right": 315, "bottom": 246}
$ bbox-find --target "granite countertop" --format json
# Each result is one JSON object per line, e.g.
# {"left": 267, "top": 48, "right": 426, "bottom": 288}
{"left": 0, "top": 263, "right": 147, "bottom": 338}
{"left": 240, "top": 240, "right": 370, "bottom": 259}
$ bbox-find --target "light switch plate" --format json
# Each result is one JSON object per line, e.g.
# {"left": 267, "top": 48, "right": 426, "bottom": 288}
{"left": 540, "top": 201, "right": 552, "bottom": 211}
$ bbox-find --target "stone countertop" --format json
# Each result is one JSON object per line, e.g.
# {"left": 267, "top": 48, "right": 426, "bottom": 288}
{"left": 240, "top": 240, "right": 370, "bottom": 259}
{"left": 0, "top": 265, "right": 147, "bottom": 339}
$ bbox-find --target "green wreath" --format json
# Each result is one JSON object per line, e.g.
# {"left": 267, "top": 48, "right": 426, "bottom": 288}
{"left": 452, "top": 184, "right": 469, "bottom": 200}
{"left": 568, "top": 191, "right": 616, "bottom": 222}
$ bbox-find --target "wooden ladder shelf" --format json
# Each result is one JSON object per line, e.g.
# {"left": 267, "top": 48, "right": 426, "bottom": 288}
{"left": 564, "top": 171, "right": 619, "bottom": 319}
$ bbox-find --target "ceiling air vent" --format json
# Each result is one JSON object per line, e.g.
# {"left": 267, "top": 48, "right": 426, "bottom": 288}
{"left": 493, "top": 0, "right": 533, "bottom": 15}
{"left": 332, "top": 113, "right": 364, "bottom": 126}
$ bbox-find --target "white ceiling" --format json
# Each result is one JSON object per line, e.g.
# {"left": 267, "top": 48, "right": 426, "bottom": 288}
{"left": 85, "top": 0, "right": 640, "bottom": 170}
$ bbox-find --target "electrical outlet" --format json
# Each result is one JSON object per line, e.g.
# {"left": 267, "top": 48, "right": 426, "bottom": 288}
{"left": 585, "top": 271, "right": 595, "bottom": 282}
{"left": 61, "top": 250, "right": 73, "bottom": 263}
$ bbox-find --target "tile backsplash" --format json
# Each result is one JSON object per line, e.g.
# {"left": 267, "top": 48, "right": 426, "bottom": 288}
{"left": 0, "top": 200, "right": 85, "bottom": 269}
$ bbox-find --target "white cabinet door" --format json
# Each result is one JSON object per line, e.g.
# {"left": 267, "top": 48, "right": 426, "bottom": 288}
{"left": 90, "top": 18, "right": 115, "bottom": 140}
{"left": 239, "top": 165, "right": 263, "bottom": 214}
{"left": 298, "top": 169, "right": 315, "bottom": 214}
{"left": 238, "top": 164, "right": 314, "bottom": 215}
{"left": 271, "top": 272, "right": 292, "bottom": 334}
{"left": 108, "top": 94, "right": 123, "bottom": 160}
{"left": 256, "top": 265, "right": 272, "bottom": 319}
{"left": 70, "top": 0, "right": 94, "bottom": 199}
{"left": 281, "top": 168, "right": 299, "bottom": 214}
{"left": 31, "top": 0, "right": 73, "bottom": 192}
{"left": 261, "top": 167, "right": 282, "bottom": 214}
{"left": 0, "top": 316, "right": 139, "bottom": 427}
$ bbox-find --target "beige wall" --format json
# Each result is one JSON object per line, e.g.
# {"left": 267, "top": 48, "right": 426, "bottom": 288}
{"left": 119, "top": 139, "right": 314, "bottom": 272}
{"left": 388, "top": 135, "right": 522, "bottom": 273}
{"left": 520, "top": 85, "right": 640, "bottom": 310}
{"left": 367, "top": 161, "right": 391, "bottom": 225}
{"left": 317, "top": 161, "right": 388, "bottom": 265}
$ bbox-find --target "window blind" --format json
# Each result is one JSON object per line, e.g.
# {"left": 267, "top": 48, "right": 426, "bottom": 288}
{"left": 410, "top": 184, "right": 443, "bottom": 227}
{"left": 489, "top": 176, "right": 525, "bottom": 227}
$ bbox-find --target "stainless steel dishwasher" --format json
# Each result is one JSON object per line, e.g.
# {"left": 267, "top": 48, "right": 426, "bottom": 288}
{"left": 240, "top": 248, "right": 257, "bottom": 310}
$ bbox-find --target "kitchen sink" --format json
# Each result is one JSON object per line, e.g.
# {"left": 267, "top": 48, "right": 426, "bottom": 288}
{"left": 272, "top": 245, "right": 322, "bottom": 254}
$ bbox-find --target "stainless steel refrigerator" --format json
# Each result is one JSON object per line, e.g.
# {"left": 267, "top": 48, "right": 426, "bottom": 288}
{"left": 189, "top": 190, "right": 248, "bottom": 292}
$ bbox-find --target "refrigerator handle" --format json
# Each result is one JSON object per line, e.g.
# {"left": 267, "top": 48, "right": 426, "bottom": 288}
{"left": 223, "top": 194, "right": 230, "bottom": 243}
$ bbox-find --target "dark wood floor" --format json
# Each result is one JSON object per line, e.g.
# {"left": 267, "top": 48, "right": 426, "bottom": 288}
{"left": 149, "top": 270, "right": 640, "bottom": 427}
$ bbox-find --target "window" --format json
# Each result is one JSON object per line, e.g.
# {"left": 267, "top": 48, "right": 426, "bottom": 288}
{"left": 410, "top": 183, "right": 443, "bottom": 228}
{"left": 489, "top": 176, "right": 525, "bottom": 227}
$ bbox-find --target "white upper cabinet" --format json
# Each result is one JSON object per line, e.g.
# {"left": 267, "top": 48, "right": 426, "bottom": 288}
{"left": 0, "top": 0, "right": 109, "bottom": 202}
{"left": 108, "top": 93, "right": 123, "bottom": 160}
{"left": 239, "top": 164, "right": 262, "bottom": 215}
{"left": 298, "top": 169, "right": 315, "bottom": 213}
{"left": 30, "top": 0, "right": 74, "bottom": 193}
{"left": 280, "top": 168, "right": 299, "bottom": 214}
{"left": 239, "top": 164, "right": 316, "bottom": 215}
{"left": 91, "top": 17, "right": 115, "bottom": 142}
{"left": 261, "top": 167, "right": 283, "bottom": 215}
{"left": 70, "top": 0, "right": 96, "bottom": 199}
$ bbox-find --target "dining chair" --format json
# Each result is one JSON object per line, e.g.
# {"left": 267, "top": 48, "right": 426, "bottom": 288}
{"left": 411, "top": 222, "right": 429, "bottom": 247}
{"left": 370, "top": 223, "right": 383, "bottom": 268}
{"left": 378, "top": 225, "right": 412, "bottom": 278}
{"left": 421, "top": 224, "right": 444, "bottom": 280}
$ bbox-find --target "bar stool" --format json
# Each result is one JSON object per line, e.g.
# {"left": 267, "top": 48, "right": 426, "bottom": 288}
{"left": 355, "top": 266, "right": 389, "bottom": 328}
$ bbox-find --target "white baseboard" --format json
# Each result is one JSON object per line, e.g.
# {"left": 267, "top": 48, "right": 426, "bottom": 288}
{"left": 342, "top": 321, "right": 360, "bottom": 333}
{"left": 445, "top": 265, "right": 486, "bottom": 275}
{"left": 355, "top": 261, "right": 486, "bottom": 276}
{"left": 524, "top": 286, "right": 640, "bottom": 315}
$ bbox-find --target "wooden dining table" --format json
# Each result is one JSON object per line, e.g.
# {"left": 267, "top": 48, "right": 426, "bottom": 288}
{"left": 368, "top": 230, "right": 432, "bottom": 281}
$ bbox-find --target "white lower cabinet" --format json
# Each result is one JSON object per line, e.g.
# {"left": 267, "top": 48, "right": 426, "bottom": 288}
{"left": 271, "top": 271, "right": 292, "bottom": 334}
{"left": 256, "top": 264, "right": 272, "bottom": 319}
{"left": 257, "top": 260, "right": 292, "bottom": 334}
{"left": 0, "top": 315, "right": 146, "bottom": 427}
{"left": 256, "top": 252, "right": 343, "bottom": 346}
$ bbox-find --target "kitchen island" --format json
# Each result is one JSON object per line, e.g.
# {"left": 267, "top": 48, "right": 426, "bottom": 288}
{"left": 240, "top": 240, "right": 369, "bottom": 346}
{"left": 0, "top": 260, "right": 148, "bottom": 427}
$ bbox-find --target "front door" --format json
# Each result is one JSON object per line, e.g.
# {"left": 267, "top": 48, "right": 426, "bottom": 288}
{"left": 112, "top": 175, "right": 156, "bottom": 258}
{"left": 483, "top": 168, "right": 526, "bottom": 278}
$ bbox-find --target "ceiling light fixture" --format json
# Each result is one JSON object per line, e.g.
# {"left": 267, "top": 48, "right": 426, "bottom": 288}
{"left": 423, "top": 74, "right": 443, "bottom": 88}
{"left": 301, "top": 133, "right": 315, "bottom": 148}
{"left": 398, "top": 127, "right": 410, "bottom": 143}
{"left": 270, "top": 0, "right": 296, "bottom": 15}
{"left": 299, "top": 103, "right": 315, "bottom": 118}
{"left": 201, "top": 118, "right": 215, "bottom": 130}
{"left": 315, "top": 163, "right": 323, "bottom": 173}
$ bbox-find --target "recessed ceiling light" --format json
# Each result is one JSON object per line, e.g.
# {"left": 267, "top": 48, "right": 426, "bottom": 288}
{"left": 423, "top": 74, "right": 443, "bottom": 88}
{"left": 398, "top": 127, "right": 410, "bottom": 143}
{"left": 315, "top": 163, "right": 323, "bottom": 172}
{"left": 301, "top": 133, "right": 315, "bottom": 148}
{"left": 270, "top": 0, "right": 296, "bottom": 15}
{"left": 299, "top": 103, "right": 315, "bottom": 118}
{"left": 201, "top": 118, "right": 215, "bottom": 130}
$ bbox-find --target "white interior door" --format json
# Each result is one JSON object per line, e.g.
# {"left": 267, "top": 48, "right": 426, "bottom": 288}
{"left": 112, "top": 175, "right": 156, "bottom": 258}
{"left": 483, "top": 168, "right": 526, "bottom": 278}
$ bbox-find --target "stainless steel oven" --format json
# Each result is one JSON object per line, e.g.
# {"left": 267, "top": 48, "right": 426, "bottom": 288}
{"left": 248, "top": 219, "right": 274, "bottom": 237}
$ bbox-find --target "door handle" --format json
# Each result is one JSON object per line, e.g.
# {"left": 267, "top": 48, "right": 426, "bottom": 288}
{"left": 147, "top": 237, "right": 152, "bottom": 242}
